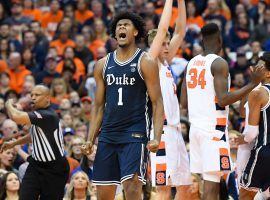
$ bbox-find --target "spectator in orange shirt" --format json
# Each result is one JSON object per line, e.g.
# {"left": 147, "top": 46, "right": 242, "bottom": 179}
{"left": 6, "top": 52, "right": 31, "bottom": 93}
{"left": 75, "top": 0, "right": 94, "bottom": 24}
{"left": 187, "top": 0, "right": 205, "bottom": 29}
{"left": 50, "top": 24, "right": 76, "bottom": 56}
{"left": 155, "top": 0, "right": 178, "bottom": 28}
{"left": 55, "top": 46, "right": 85, "bottom": 83}
{"left": 0, "top": 59, "right": 8, "bottom": 72}
{"left": 22, "top": 0, "right": 42, "bottom": 22}
{"left": 42, "top": 0, "right": 63, "bottom": 39}
{"left": 203, "top": 0, "right": 231, "bottom": 21}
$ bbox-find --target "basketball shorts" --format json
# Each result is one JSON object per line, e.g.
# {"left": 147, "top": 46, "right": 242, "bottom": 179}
{"left": 240, "top": 145, "right": 270, "bottom": 191}
{"left": 150, "top": 126, "right": 192, "bottom": 187}
{"left": 93, "top": 141, "right": 148, "bottom": 185}
{"left": 189, "top": 126, "right": 232, "bottom": 182}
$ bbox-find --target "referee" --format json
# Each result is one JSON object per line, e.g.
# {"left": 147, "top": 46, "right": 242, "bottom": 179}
{"left": 1, "top": 85, "right": 69, "bottom": 200}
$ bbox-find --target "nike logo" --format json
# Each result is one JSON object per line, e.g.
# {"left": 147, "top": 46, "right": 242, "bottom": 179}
{"left": 130, "top": 63, "right": 137, "bottom": 67}
{"left": 108, "top": 66, "right": 116, "bottom": 69}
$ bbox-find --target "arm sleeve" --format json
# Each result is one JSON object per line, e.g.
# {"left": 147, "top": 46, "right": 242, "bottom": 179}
{"left": 243, "top": 125, "right": 259, "bottom": 143}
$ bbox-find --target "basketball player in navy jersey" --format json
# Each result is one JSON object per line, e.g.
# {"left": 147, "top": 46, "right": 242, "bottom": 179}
{"left": 81, "top": 12, "right": 164, "bottom": 200}
{"left": 234, "top": 52, "right": 270, "bottom": 200}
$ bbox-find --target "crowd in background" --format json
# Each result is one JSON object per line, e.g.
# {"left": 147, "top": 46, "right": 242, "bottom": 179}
{"left": 0, "top": 0, "right": 270, "bottom": 199}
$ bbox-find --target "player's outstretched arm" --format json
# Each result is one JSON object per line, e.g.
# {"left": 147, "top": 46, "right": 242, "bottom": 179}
{"left": 141, "top": 53, "right": 164, "bottom": 153}
{"left": 5, "top": 99, "right": 31, "bottom": 125}
{"left": 82, "top": 57, "right": 106, "bottom": 154}
{"left": 167, "top": 0, "right": 186, "bottom": 63}
{"left": 148, "top": 0, "right": 173, "bottom": 59}
{"left": 213, "top": 58, "right": 264, "bottom": 107}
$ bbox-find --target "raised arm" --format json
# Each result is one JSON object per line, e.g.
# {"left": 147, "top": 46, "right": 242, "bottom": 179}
{"left": 82, "top": 57, "right": 106, "bottom": 154}
{"left": 167, "top": 0, "right": 186, "bottom": 63}
{"left": 180, "top": 69, "right": 188, "bottom": 109}
{"left": 5, "top": 99, "right": 31, "bottom": 126}
{"left": 213, "top": 58, "right": 264, "bottom": 108}
{"left": 148, "top": 0, "right": 173, "bottom": 59}
{"left": 141, "top": 53, "right": 164, "bottom": 153}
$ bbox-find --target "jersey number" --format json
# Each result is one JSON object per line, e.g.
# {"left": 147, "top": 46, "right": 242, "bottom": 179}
{"left": 118, "top": 88, "right": 123, "bottom": 106}
{"left": 187, "top": 68, "right": 206, "bottom": 89}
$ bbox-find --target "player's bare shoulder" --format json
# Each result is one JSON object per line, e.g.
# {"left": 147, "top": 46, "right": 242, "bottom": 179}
{"left": 211, "top": 56, "right": 229, "bottom": 76}
{"left": 140, "top": 52, "right": 158, "bottom": 71}
{"left": 249, "top": 87, "right": 268, "bottom": 105}
{"left": 94, "top": 55, "right": 109, "bottom": 77}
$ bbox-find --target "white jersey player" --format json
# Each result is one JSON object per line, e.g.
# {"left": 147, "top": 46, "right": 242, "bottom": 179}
{"left": 181, "top": 23, "right": 264, "bottom": 200}
{"left": 147, "top": 0, "right": 192, "bottom": 199}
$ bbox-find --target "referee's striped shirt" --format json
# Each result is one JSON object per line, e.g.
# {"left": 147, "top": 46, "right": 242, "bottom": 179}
{"left": 28, "top": 108, "right": 65, "bottom": 162}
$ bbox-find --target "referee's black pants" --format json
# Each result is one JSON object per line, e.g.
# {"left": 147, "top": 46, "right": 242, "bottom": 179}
{"left": 19, "top": 157, "right": 69, "bottom": 200}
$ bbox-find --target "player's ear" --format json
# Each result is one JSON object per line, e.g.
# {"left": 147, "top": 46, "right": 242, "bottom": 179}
{"left": 266, "top": 71, "right": 270, "bottom": 78}
{"left": 134, "top": 29, "right": 138, "bottom": 37}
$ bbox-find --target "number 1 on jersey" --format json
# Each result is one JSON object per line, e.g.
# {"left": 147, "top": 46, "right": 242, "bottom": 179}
{"left": 118, "top": 87, "right": 123, "bottom": 106}
{"left": 187, "top": 68, "right": 206, "bottom": 89}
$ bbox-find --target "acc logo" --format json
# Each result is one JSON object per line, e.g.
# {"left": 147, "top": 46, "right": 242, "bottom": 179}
{"left": 131, "top": 67, "right": 136, "bottom": 72}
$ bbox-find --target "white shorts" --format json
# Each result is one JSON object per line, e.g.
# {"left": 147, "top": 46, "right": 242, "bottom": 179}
{"left": 189, "top": 126, "right": 232, "bottom": 182}
{"left": 150, "top": 126, "right": 192, "bottom": 187}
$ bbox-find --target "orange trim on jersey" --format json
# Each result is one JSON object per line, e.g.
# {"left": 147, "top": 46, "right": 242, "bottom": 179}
{"left": 219, "top": 148, "right": 229, "bottom": 156}
{"left": 212, "top": 137, "right": 220, "bottom": 141}
{"left": 158, "top": 141, "right": 165, "bottom": 149}
{"left": 156, "top": 163, "right": 167, "bottom": 171}
{"left": 216, "top": 118, "right": 227, "bottom": 126}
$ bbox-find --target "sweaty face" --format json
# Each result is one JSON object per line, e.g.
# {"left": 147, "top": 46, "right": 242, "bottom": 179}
{"left": 115, "top": 19, "right": 138, "bottom": 48}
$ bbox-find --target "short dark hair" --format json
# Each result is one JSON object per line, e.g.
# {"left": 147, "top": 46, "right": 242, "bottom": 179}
{"left": 260, "top": 52, "right": 270, "bottom": 70}
{"left": 201, "top": 23, "right": 220, "bottom": 37}
{"left": 110, "top": 11, "right": 146, "bottom": 42}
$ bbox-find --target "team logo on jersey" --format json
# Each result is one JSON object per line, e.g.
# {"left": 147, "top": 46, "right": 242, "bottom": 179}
{"left": 131, "top": 67, "right": 136, "bottom": 72}
{"left": 108, "top": 66, "right": 116, "bottom": 70}
{"left": 106, "top": 74, "right": 136, "bottom": 85}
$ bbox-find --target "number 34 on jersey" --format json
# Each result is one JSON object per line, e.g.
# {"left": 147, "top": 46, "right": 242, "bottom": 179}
{"left": 187, "top": 68, "right": 206, "bottom": 89}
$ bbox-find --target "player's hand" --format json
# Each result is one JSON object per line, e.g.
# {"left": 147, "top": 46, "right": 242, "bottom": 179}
{"left": 0, "top": 141, "right": 15, "bottom": 153}
{"left": 80, "top": 141, "right": 93, "bottom": 155}
{"left": 250, "top": 64, "right": 265, "bottom": 86}
{"left": 5, "top": 98, "right": 16, "bottom": 108}
{"left": 147, "top": 139, "right": 160, "bottom": 153}
{"left": 232, "top": 135, "right": 246, "bottom": 146}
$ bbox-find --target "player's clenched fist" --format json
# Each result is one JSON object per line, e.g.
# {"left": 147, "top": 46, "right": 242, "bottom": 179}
{"left": 147, "top": 139, "right": 160, "bottom": 153}
{"left": 80, "top": 141, "right": 93, "bottom": 155}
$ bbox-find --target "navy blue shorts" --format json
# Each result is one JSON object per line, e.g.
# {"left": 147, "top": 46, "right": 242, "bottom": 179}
{"left": 93, "top": 142, "right": 148, "bottom": 185}
{"left": 240, "top": 145, "right": 270, "bottom": 191}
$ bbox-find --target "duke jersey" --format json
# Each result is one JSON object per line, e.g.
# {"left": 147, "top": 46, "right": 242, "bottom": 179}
{"left": 186, "top": 54, "right": 230, "bottom": 132}
{"left": 100, "top": 48, "right": 152, "bottom": 144}
{"left": 160, "top": 62, "right": 180, "bottom": 126}
{"left": 254, "top": 84, "right": 270, "bottom": 148}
